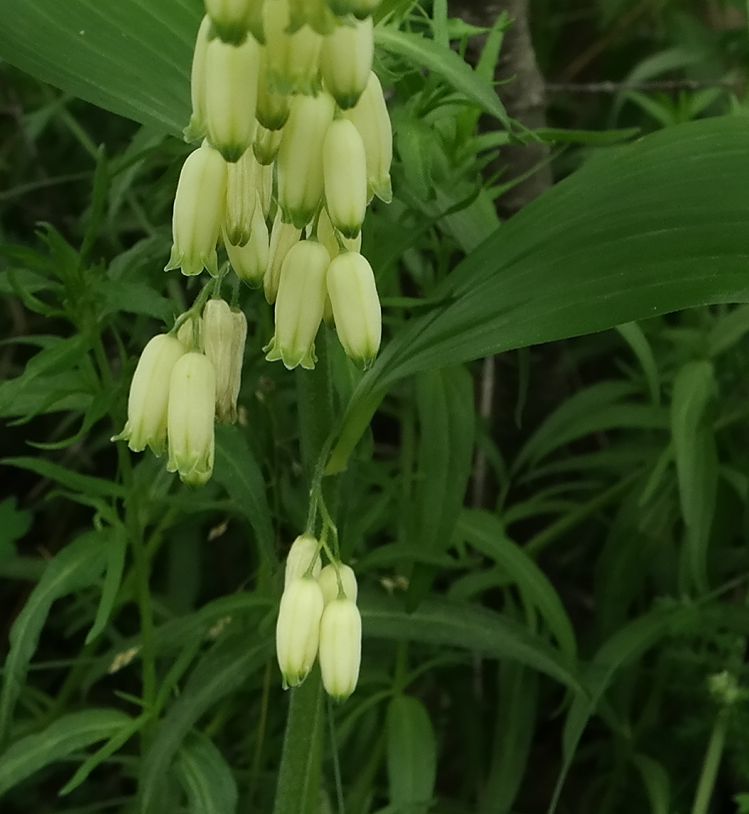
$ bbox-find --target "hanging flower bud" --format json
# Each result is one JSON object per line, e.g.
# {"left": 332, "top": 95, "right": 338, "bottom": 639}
{"left": 288, "top": 0, "right": 336, "bottom": 35}
{"left": 226, "top": 194, "right": 269, "bottom": 287}
{"left": 224, "top": 148, "right": 257, "bottom": 246}
{"left": 264, "top": 240, "right": 330, "bottom": 370}
{"left": 276, "top": 577, "right": 325, "bottom": 688}
{"left": 329, "top": 0, "right": 381, "bottom": 17}
{"left": 167, "top": 352, "right": 216, "bottom": 486}
{"left": 327, "top": 252, "right": 381, "bottom": 367}
{"left": 176, "top": 314, "right": 200, "bottom": 350}
{"left": 320, "top": 16, "right": 373, "bottom": 110}
{"left": 254, "top": 125, "right": 283, "bottom": 166}
{"left": 318, "top": 563, "right": 358, "bottom": 604}
{"left": 184, "top": 15, "right": 212, "bottom": 142}
{"left": 205, "top": 0, "right": 263, "bottom": 44}
{"left": 112, "top": 334, "right": 185, "bottom": 455}
{"left": 205, "top": 35, "right": 260, "bottom": 162}
{"left": 264, "top": 211, "right": 302, "bottom": 304}
{"left": 343, "top": 72, "right": 393, "bottom": 203}
{"left": 285, "top": 534, "right": 322, "bottom": 586}
{"left": 258, "top": 162, "right": 274, "bottom": 220}
{"left": 165, "top": 142, "right": 227, "bottom": 277}
{"left": 316, "top": 206, "right": 362, "bottom": 260}
{"left": 202, "top": 300, "right": 247, "bottom": 424}
{"left": 256, "top": 48, "right": 291, "bottom": 131}
{"left": 264, "top": 0, "right": 322, "bottom": 95}
{"left": 277, "top": 92, "right": 335, "bottom": 229}
{"left": 323, "top": 119, "right": 367, "bottom": 239}
{"left": 319, "top": 598, "right": 362, "bottom": 701}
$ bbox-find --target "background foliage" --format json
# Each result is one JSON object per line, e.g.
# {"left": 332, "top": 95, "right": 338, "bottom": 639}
{"left": 2, "top": 0, "right": 749, "bottom": 812}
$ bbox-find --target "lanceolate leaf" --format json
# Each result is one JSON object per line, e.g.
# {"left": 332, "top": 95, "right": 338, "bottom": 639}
{"left": 0, "top": 532, "right": 110, "bottom": 745}
{"left": 175, "top": 733, "right": 239, "bottom": 814}
{"left": 328, "top": 116, "right": 749, "bottom": 471}
{"left": 0, "top": 709, "right": 130, "bottom": 797}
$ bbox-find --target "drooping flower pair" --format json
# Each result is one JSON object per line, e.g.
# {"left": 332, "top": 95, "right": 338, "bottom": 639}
{"left": 113, "top": 299, "right": 247, "bottom": 486}
{"left": 276, "top": 534, "right": 362, "bottom": 701}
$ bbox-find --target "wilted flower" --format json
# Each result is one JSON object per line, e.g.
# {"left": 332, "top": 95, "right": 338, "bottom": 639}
{"left": 167, "top": 352, "right": 216, "bottom": 486}
{"left": 113, "top": 334, "right": 185, "bottom": 455}
{"left": 327, "top": 251, "right": 381, "bottom": 367}
{"left": 323, "top": 118, "right": 367, "bottom": 238}
{"left": 265, "top": 240, "right": 330, "bottom": 370}
{"left": 202, "top": 299, "right": 247, "bottom": 424}
{"left": 165, "top": 142, "right": 227, "bottom": 277}
{"left": 319, "top": 598, "right": 362, "bottom": 701}
{"left": 276, "top": 576, "right": 325, "bottom": 687}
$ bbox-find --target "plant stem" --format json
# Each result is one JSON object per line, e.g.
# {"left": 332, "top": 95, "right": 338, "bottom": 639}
{"left": 691, "top": 709, "right": 728, "bottom": 814}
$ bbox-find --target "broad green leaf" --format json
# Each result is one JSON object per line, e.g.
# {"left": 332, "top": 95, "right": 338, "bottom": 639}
{"left": 0, "top": 0, "right": 197, "bottom": 136}
{"left": 329, "top": 116, "right": 749, "bottom": 470}
{"left": 85, "top": 526, "right": 127, "bottom": 644}
{"left": 0, "top": 531, "right": 110, "bottom": 744}
{"left": 386, "top": 695, "right": 437, "bottom": 814}
{"left": 632, "top": 754, "right": 671, "bottom": 814}
{"left": 671, "top": 361, "right": 717, "bottom": 592}
{"left": 139, "top": 635, "right": 272, "bottom": 813}
{"left": 214, "top": 426, "right": 276, "bottom": 565}
{"left": 708, "top": 304, "right": 749, "bottom": 357}
{"left": 273, "top": 669, "right": 324, "bottom": 814}
{"left": 175, "top": 733, "right": 238, "bottom": 814}
{"left": 2, "top": 456, "right": 124, "bottom": 500}
{"left": 361, "top": 593, "right": 581, "bottom": 692}
{"left": 457, "top": 510, "right": 577, "bottom": 658}
{"left": 0, "top": 709, "right": 129, "bottom": 797}
{"left": 408, "top": 367, "right": 475, "bottom": 606}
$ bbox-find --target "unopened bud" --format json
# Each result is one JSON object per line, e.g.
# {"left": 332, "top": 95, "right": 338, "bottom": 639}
{"left": 225, "top": 194, "right": 269, "bottom": 287}
{"left": 265, "top": 240, "right": 330, "bottom": 370}
{"left": 278, "top": 92, "right": 335, "bottom": 228}
{"left": 318, "top": 563, "right": 358, "bottom": 604}
{"left": 113, "top": 334, "right": 185, "bottom": 455}
{"left": 323, "top": 119, "right": 367, "bottom": 239}
{"left": 166, "top": 142, "right": 227, "bottom": 277}
{"left": 254, "top": 124, "right": 283, "bottom": 166}
{"left": 288, "top": 0, "right": 336, "bottom": 35}
{"left": 202, "top": 299, "right": 247, "bottom": 424}
{"left": 276, "top": 577, "right": 325, "bottom": 687}
{"left": 285, "top": 534, "right": 322, "bottom": 586}
{"left": 258, "top": 162, "right": 274, "bottom": 220}
{"left": 327, "top": 252, "right": 381, "bottom": 367}
{"left": 316, "top": 206, "right": 361, "bottom": 260}
{"left": 321, "top": 16, "right": 373, "bottom": 109}
{"left": 343, "top": 72, "right": 393, "bottom": 203}
{"left": 264, "top": 0, "right": 322, "bottom": 95}
{"left": 319, "top": 598, "right": 362, "bottom": 701}
{"left": 205, "top": 36, "right": 260, "bottom": 161}
{"left": 167, "top": 352, "right": 216, "bottom": 486}
{"left": 264, "top": 211, "right": 302, "bottom": 304}
{"left": 205, "top": 0, "right": 263, "bottom": 44}
{"left": 184, "top": 15, "right": 212, "bottom": 142}
{"left": 224, "top": 148, "right": 257, "bottom": 246}
{"left": 256, "top": 48, "right": 291, "bottom": 130}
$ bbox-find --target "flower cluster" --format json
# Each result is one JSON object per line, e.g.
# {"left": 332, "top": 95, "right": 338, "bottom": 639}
{"left": 276, "top": 534, "right": 362, "bottom": 700}
{"left": 168, "top": 0, "right": 391, "bottom": 371}
{"left": 113, "top": 298, "right": 247, "bottom": 486}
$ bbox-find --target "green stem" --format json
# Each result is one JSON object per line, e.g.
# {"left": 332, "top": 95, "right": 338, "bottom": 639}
{"left": 691, "top": 709, "right": 728, "bottom": 814}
